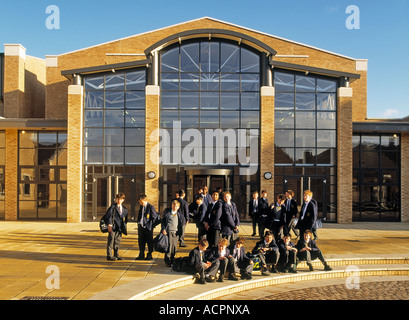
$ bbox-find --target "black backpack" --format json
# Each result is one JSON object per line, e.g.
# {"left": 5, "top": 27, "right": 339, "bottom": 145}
{"left": 171, "top": 257, "right": 190, "bottom": 272}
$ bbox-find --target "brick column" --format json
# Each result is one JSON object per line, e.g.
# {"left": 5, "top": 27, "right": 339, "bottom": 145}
{"left": 5, "top": 129, "right": 18, "bottom": 221}
{"left": 145, "top": 85, "right": 160, "bottom": 210}
{"left": 67, "top": 85, "right": 83, "bottom": 223}
{"left": 260, "top": 86, "right": 275, "bottom": 197}
{"left": 337, "top": 87, "right": 353, "bottom": 223}
{"left": 401, "top": 132, "right": 409, "bottom": 223}
{"left": 3, "top": 44, "right": 26, "bottom": 118}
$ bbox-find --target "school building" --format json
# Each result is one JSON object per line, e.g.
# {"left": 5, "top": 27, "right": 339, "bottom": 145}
{"left": 0, "top": 17, "right": 407, "bottom": 223}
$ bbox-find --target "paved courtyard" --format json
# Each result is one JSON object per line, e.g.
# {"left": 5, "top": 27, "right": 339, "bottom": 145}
{"left": 0, "top": 220, "right": 408, "bottom": 300}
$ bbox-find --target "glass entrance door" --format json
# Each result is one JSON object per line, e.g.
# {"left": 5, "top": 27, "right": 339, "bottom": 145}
{"left": 92, "top": 174, "right": 137, "bottom": 220}
{"left": 283, "top": 175, "right": 327, "bottom": 220}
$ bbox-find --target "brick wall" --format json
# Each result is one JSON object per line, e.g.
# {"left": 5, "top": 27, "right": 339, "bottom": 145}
{"left": 401, "top": 132, "right": 409, "bottom": 223}
{"left": 5, "top": 129, "right": 18, "bottom": 221}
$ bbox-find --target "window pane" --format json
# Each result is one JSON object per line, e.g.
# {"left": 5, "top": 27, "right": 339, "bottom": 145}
{"left": 381, "top": 152, "right": 399, "bottom": 168}
{"left": 38, "top": 149, "right": 57, "bottom": 166}
{"left": 104, "top": 147, "right": 124, "bottom": 164}
{"left": 241, "top": 92, "right": 259, "bottom": 109}
{"left": 317, "top": 78, "right": 337, "bottom": 92}
{"left": 125, "top": 110, "right": 145, "bottom": 127}
{"left": 180, "top": 91, "right": 199, "bottom": 109}
{"left": 20, "top": 168, "right": 36, "bottom": 181}
{"left": 161, "top": 47, "right": 179, "bottom": 72}
{"left": 180, "top": 110, "right": 199, "bottom": 128}
{"left": 296, "top": 75, "right": 316, "bottom": 92}
{"left": 274, "top": 72, "right": 294, "bottom": 92}
{"left": 296, "top": 111, "right": 316, "bottom": 129}
{"left": 200, "top": 91, "right": 219, "bottom": 110}
{"left": 161, "top": 110, "right": 179, "bottom": 128}
{"left": 161, "top": 91, "right": 179, "bottom": 110}
{"left": 38, "top": 133, "right": 57, "bottom": 148}
{"left": 317, "top": 130, "right": 336, "bottom": 148}
{"left": 276, "top": 111, "right": 295, "bottom": 129}
{"left": 317, "top": 112, "right": 336, "bottom": 129}
{"left": 275, "top": 130, "right": 294, "bottom": 148}
{"left": 295, "top": 148, "right": 316, "bottom": 164}
{"left": 361, "top": 135, "right": 380, "bottom": 150}
{"left": 381, "top": 135, "right": 400, "bottom": 151}
{"left": 200, "top": 110, "right": 219, "bottom": 128}
{"left": 220, "top": 43, "right": 240, "bottom": 73}
{"left": 19, "top": 201, "right": 37, "bottom": 219}
{"left": 275, "top": 92, "right": 294, "bottom": 110}
{"left": 241, "top": 74, "right": 259, "bottom": 91}
{"left": 161, "top": 72, "right": 179, "bottom": 91}
{"left": 275, "top": 146, "right": 294, "bottom": 164}
{"left": 220, "top": 111, "right": 239, "bottom": 129}
{"left": 317, "top": 93, "right": 336, "bottom": 110}
{"left": 180, "top": 43, "right": 200, "bottom": 72}
{"left": 105, "top": 110, "right": 124, "bottom": 127}
{"left": 84, "top": 147, "right": 103, "bottom": 164}
{"left": 363, "top": 169, "right": 378, "bottom": 184}
{"left": 125, "top": 147, "right": 145, "bottom": 164}
{"left": 241, "top": 111, "right": 259, "bottom": 129}
{"left": 361, "top": 151, "right": 379, "bottom": 168}
{"left": 58, "top": 133, "right": 68, "bottom": 148}
{"left": 104, "top": 129, "right": 124, "bottom": 146}
{"left": 221, "top": 92, "right": 239, "bottom": 109}
{"left": 221, "top": 74, "right": 240, "bottom": 91}
{"left": 200, "top": 42, "right": 219, "bottom": 73}
{"left": 125, "top": 128, "right": 145, "bottom": 146}
{"left": 84, "top": 110, "right": 103, "bottom": 127}
{"left": 296, "top": 130, "right": 316, "bottom": 148}
{"left": 84, "top": 128, "right": 104, "bottom": 146}
{"left": 105, "top": 91, "right": 125, "bottom": 109}
{"left": 180, "top": 73, "right": 200, "bottom": 91}
{"left": 317, "top": 148, "right": 336, "bottom": 165}
{"left": 126, "top": 91, "right": 145, "bottom": 109}
{"left": 241, "top": 48, "right": 259, "bottom": 73}
{"left": 125, "top": 70, "right": 146, "bottom": 90}
{"left": 200, "top": 73, "right": 219, "bottom": 91}
{"left": 84, "top": 91, "right": 104, "bottom": 108}
{"left": 105, "top": 74, "right": 125, "bottom": 91}
{"left": 20, "top": 132, "right": 37, "bottom": 148}
{"left": 20, "top": 149, "right": 37, "bottom": 165}
{"left": 84, "top": 76, "right": 104, "bottom": 90}
{"left": 296, "top": 93, "right": 315, "bottom": 110}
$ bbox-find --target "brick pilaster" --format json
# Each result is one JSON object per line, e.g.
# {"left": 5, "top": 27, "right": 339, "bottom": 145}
{"left": 67, "top": 85, "right": 83, "bottom": 223}
{"left": 145, "top": 85, "right": 160, "bottom": 210}
{"left": 5, "top": 129, "right": 18, "bottom": 221}
{"left": 260, "top": 86, "right": 275, "bottom": 197}
{"left": 337, "top": 87, "right": 353, "bottom": 223}
{"left": 401, "top": 132, "right": 409, "bottom": 223}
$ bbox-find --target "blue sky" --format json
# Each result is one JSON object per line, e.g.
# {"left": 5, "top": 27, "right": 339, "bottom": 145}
{"left": 1, "top": 0, "right": 408, "bottom": 118}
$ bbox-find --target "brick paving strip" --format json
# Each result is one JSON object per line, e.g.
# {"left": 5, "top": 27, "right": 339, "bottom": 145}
{"left": 258, "top": 280, "right": 409, "bottom": 300}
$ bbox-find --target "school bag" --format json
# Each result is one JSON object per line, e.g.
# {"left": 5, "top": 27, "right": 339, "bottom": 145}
{"left": 153, "top": 233, "right": 169, "bottom": 253}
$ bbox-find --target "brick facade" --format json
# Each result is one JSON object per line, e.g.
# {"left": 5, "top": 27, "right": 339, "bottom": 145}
{"left": 1, "top": 17, "right": 407, "bottom": 223}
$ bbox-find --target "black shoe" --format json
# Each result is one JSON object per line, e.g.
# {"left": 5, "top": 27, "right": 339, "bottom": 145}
{"left": 206, "top": 276, "right": 216, "bottom": 283}
{"left": 228, "top": 274, "right": 239, "bottom": 281}
{"left": 308, "top": 264, "right": 314, "bottom": 272}
{"left": 324, "top": 264, "right": 333, "bottom": 271}
{"left": 218, "top": 275, "right": 225, "bottom": 282}
{"left": 179, "top": 244, "right": 187, "bottom": 247}
{"left": 107, "top": 256, "right": 117, "bottom": 261}
{"left": 114, "top": 256, "right": 124, "bottom": 260}
{"left": 145, "top": 254, "right": 153, "bottom": 260}
{"left": 135, "top": 255, "right": 144, "bottom": 260}
{"left": 271, "top": 266, "right": 279, "bottom": 273}
{"left": 196, "top": 278, "right": 206, "bottom": 284}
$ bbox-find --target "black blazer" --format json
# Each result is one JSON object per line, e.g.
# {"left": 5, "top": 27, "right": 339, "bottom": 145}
{"left": 296, "top": 238, "right": 320, "bottom": 253}
{"left": 191, "top": 202, "right": 208, "bottom": 228}
{"left": 285, "top": 198, "right": 298, "bottom": 223}
{"left": 103, "top": 203, "right": 128, "bottom": 235}
{"left": 227, "top": 243, "right": 251, "bottom": 263}
{"left": 188, "top": 246, "right": 214, "bottom": 268}
{"left": 277, "top": 239, "right": 296, "bottom": 254}
{"left": 208, "top": 246, "right": 231, "bottom": 261}
{"left": 248, "top": 198, "right": 259, "bottom": 219}
{"left": 137, "top": 203, "right": 158, "bottom": 232}
{"left": 177, "top": 197, "right": 190, "bottom": 225}
{"left": 296, "top": 201, "right": 316, "bottom": 231}
{"left": 206, "top": 200, "right": 223, "bottom": 230}
{"left": 161, "top": 208, "right": 183, "bottom": 236}
{"left": 221, "top": 201, "right": 239, "bottom": 236}
{"left": 252, "top": 239, "right": 279, "bottom": 254}
{"left": 259, "top": 197, "right": 269, "bottom": 218}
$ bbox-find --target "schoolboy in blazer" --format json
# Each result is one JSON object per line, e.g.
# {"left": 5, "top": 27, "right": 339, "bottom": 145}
{"left": 104, "top": 193, "right": 128, "bottom": 261}
{"left": 295, "top": 190, "right": 317, "bottom": 240}
{"left": 136, "top": 194, "right": 158, "bottom": 260}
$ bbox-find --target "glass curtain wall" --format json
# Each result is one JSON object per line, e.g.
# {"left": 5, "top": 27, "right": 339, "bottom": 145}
{"left": 159, "top": 39, "right": 261, "bottom": 213}
{"left": 18, "top": 131, "right": 67, "bottom": 219}
{"left": 274, "top": 70, "right": 337, "bottom": 221}
{"left": 82, "top": 69, "right": 146, "bottom": 221}
{"left": 353, "top": 133, "right": 400, "bottom": 221}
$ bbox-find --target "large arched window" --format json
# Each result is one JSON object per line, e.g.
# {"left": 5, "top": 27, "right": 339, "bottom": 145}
{"left": 159, "top": 39, "right": 260, "bottom": 166}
